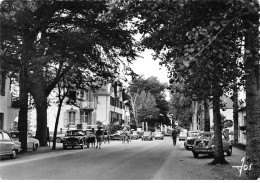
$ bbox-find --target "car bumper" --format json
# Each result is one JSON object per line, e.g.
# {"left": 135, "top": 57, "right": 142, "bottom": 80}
{"left": 63, "top": 142, "right": 83, "bottom": 146}
{"left": 179, "top": 137, "right": 187, "bottom": 141}
{"left": 186, "top": 144, "right": 194, "bottom": 148}
{"left": 193, "top": 148, "right": 213, "bottom": 154}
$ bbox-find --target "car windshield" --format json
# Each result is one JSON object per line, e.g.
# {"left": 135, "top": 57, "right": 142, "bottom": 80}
{"left": 132, "top": 131, "right": 138, "bottom": 135}
{"left": 144, "top": 132, "right": 151, "bottom": 135}
{"left": 10, "top": 133, "right": 19, "bottom": 138}
{"left": 198, "top": 133, "right": 212, "bottom": 140}
{"left": 189, "top": 132, "right": 199, "bottom": 137}
{"left": 66, "top": 131, "right": 84, "bottom": 136}
{"left": 155, "top": 132, "right": 162, "bottom": 135}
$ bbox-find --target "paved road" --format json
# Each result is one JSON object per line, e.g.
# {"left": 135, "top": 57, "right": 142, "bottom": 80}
{"left": 0, "top": 136, "right": 246, "bottom": 180}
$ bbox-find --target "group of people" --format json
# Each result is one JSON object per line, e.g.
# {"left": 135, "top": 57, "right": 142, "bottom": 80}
{"left": 88, "top": 127, "right": 110, "bottom": 149}
{"left": 89, "top": 127, "right": 178, "bottom": 148}
{"left": 122, "top": 127, "right": 132, "bottom": 143}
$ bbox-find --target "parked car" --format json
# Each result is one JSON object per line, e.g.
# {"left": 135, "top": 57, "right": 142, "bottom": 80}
{"left": 10, "top": 131, "right": 40, "bottom": 151}
{"left": 192, "top": 131, "right": 232, "bottom": 158}
{"left": 141, "top": 131, "right": 153, "bottom": 141}
{"left": 137, "top": 131, "right": 144, "bottom": 138}
{"left": 0, "top": 130, "right": 21, "bottom": 159}
{"left": 62, "top": 130, "right": 86, "bottom": 149}
{"left": 110, "top": 130, "right": 125, "bottom": 141}
{"left": 49, "top": 133, "right": 66, "bottom": 143}
{"left": 154, "top": 131, "right": 164, "bottom": 140}
{"left": 178, "top": 128, "right": 188, "bottom": 141}
{"left": 184, "top": 130, "right": 200, "bottom": 150}
{"left": 131, "top": 131, "right": 139, "bottom": 140}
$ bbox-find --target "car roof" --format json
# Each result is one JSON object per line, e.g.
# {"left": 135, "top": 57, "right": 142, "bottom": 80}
{"left": 10, "top": 131, "right": 19, "bottom": 133}
{"left": 67, "top": 129, "right": 84, "bottom": 132}
{"left": 199, "top": 131, "right": 214, "bottom": 135}
{"left": 0, "top": 129, "right": 9, "bottom": 133}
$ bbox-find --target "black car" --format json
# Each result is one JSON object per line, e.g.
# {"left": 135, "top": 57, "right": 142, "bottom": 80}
{"left": 184, "top": 130, "right": 200, "bottom": 150}
{"left": 63, "top": 130, "right": 86, "bottom": 149}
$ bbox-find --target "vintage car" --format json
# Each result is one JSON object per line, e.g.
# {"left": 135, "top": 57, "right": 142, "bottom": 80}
{"left": 110, "top": 130, "right": 125, "bottom": 141}
{"left": 131, "top": 131, "right": 139, "bottom": 140}
{"left": 10, "top": 131, "right": 40, "bottom": 151}
{"left": 141, "top": 131, "right": 153, "bottom": 141}
{"left": 154, "top": 131, "right": 164, "bottom": 140}
{"left": 0, "top": 130, "right": 21, "bottom": 159}
{"left": 49, "top": 133, "right": 66, "bottom": 143}
{"left": 184, "top": 130, "right": 200, "bottom": 150}
{"left": 192, "top": 131, "right": 232, "bottom": 158}
{"left": 62, "top": 130, "right": 86, "bottom": 149}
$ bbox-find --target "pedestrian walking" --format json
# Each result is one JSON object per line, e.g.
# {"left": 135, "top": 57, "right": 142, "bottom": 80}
{"left": 172, "top": 128, "right": 177, "bottom": 146}
{"left": 95, "top": 126, "right": 104, "bottom": 149}
{"left": 89, "top": 128, "right": 96, "bottom": 148}
{"left": 122, "top": 127, "right": 128, "bottom": 143}
{"left": 103, "top": 130, "right": 109, "bottom": 144}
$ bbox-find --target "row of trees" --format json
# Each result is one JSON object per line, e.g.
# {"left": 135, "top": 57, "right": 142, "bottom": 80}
{"left": 126, "top": 76, "right": 170, "bottom": 130}
{"left": 125, "top": 0, "right": 259, "bottom": 179}
{"left": 1, "top": 0, "right": 259, "bottom": 179}
{"left": 0, "top": 0, "right": 138, "bottom": 150}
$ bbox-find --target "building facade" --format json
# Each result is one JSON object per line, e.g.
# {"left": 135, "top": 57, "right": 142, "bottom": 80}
{"left": 96, "top": 82, "right": 130, "bottom": 127}
{"left": 0, "top": 71, "right": 19, "bottom": 131}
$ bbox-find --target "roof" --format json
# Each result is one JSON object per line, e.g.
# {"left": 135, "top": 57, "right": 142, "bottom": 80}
{"left": 199, "top": 131, "right": 214, "bottom": 135}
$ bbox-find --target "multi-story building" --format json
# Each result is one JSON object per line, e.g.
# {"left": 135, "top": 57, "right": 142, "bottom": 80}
{"left": 28, "top": 81, "right": 130, "bottom": 133}
{"left": 0, "top": 70, "right": 19, "bottom": 131}
{"left": 96, "top": 82, "right": 130, "bottom": 127}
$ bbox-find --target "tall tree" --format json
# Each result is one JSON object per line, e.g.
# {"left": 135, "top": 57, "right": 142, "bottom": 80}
{"left": 128, "top": 76, "right": 170, "bottom": 126}
{"left": 126, "top": 0, "right": 258, "bottom": 167}
{"left": 135, "top": 90, "right": 160, "bottom": 127}
{"left": 242, "top": 1, "right": 260, "bottom": 178}
{"left": 1, "top": 0, "right": 137, "bottom": 146}
{"left": 169, "top": 83, "right": 192, "bottom": 129}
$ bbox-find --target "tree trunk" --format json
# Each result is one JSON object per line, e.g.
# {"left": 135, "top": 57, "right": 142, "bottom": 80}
{"left": 52, "top": 102, "right": 63, "bottom": 150}
{"left": 18, "top": 62, "right": 28, "bottom": 152}
{"left": 52, "top": 83, "right": 67, "bottom": 150}
{"left": 233, "top": 86, "right": 239, "bottom": 146}
{"left": 204, "top": 99, "right": 210, "bottom": 132}
{"left": 30, "top": 82, "right": 48, "bottom": 147}
{"left": 211, "top": 94, "right": 227, "bottom": 165}
{"left": 244, "top": 8, "right": 260, "bottom": 179}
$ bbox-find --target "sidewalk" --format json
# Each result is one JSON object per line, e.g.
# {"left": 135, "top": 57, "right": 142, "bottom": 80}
{"left": 18, "top": 142, "right": 64, "bottom": 157}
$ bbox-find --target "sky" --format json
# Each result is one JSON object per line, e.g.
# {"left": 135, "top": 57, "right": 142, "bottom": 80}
{"left": 130, "top": 49, "right": 170, "bottom": 84}
{"left": 129, "top": 49, "right": 171, "bottom": 100}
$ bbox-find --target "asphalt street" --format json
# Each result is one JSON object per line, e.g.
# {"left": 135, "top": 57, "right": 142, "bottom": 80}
{"left": 0, "top": 136, "right": 246, "bottom": 180}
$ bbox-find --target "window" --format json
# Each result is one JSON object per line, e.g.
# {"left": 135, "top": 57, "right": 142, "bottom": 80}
{"left": 80, "top": 111, "right": 91, "bottom": 124}
{"left": 68, "top": 111, "right": 76, "bottom": 125}
{"left": 68, "top": 91, "right": 76, "bottom": 102}
{"left": 80, "top": 111, "right": 87, "bottom": 123}
{"left": 0, "top": 70, "right": 6, "bottom": 96}
{"left": 3, "top": 132, "right": 11, "bottom": 140}
{"left": 0, "top": 113, "right": 3, "bottom": 129}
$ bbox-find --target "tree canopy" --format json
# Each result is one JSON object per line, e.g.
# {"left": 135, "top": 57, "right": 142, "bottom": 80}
{"left": 0, "top": 0, "right": 138, "bottom": 146}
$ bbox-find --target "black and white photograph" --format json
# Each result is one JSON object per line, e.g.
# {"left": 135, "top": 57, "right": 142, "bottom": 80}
{"left": 0, "top": 0, "right": 259, "bottom": 180}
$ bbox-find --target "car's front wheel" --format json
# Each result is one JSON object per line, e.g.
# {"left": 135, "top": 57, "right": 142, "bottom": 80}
{"left": 10, "top": 150, "right": 17, "bottom": 159}
{"left": 33, "top": 144, "right": 38, "bottom": 151}
{"left": 227, "top": 147, "right": 232, "bottom": 156}
{"left": 56, "top": 137, "right": 62, "bottom": 143}
{"left": 192, "top": 151, "right": 199, "bottom": 158}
